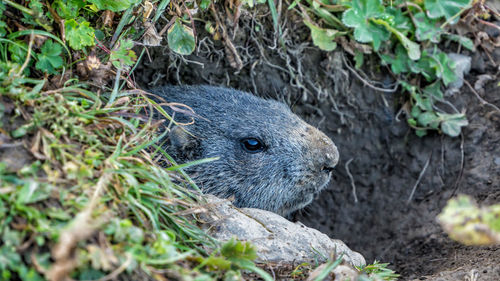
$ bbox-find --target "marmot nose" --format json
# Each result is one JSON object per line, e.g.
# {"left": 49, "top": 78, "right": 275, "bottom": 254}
{"left": 321, "top": 143, "right": 339, "bottom": 173}
{"left": 306, "top": 125, "right": 339, "bottom": 173}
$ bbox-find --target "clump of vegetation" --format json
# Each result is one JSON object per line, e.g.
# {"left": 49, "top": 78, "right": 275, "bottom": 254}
{"left": 0, "top": 54, "right": 274, "bottom": 280}
{"left": 0, "top": 0, "right": 276, "bottom": 279}
{"left": 438, "top": 195, "right": 500, "bottom": 246}
{"left": 276, "top": 0, "right": 491, "bottom": 137}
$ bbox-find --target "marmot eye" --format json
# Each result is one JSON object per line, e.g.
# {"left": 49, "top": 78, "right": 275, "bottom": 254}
{"left": 240, "top": 138, "right": 265, "bottom": 153}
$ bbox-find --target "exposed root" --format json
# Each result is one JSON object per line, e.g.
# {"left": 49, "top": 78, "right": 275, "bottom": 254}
{"left": 407, "top": 153, "right": 432, "bottom": 204}
{"left": 345, "top": 158, "right": 358, "bottom": 203}
{"left": 451, "top": 133, "right": 465, "bottom": 197}
{"left": 341, "top": 53, "right": 398, "bottom": 94}
{"left": 464, "top": 79, "right": 500, "bottom": 114}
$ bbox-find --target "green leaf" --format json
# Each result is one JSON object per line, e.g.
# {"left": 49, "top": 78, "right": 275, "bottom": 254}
{"left": 304, "top": 21, "right": 343, "bottom": 51}
{"left": 110, "top": 39, "right": 137, "bottom": 69}
{"left": 52, "top": 0, "right": 85, "bottom": 19}
{"left": 415, "top": 129, "right": 427, "bottom": 137}
{"left": 167, "top": 19, "right": 196, "bottom": 55}
{"left": 35, "top": 39, "right": 63, "bottom": 74}
{"left": 424, "top": 0, "right": 471, "bottom": 23}
{"left": 311, "top": 6, "right": 345, "bottom": 30}
{"left": 410, "top": 106, "right": 421, "bottom": 118}
{"left": 414, "top": 12, "right": 441, "bottom": 43}
{"left": 380, "top": 44, "right": 410, "bottom": 74}
{"left": 88, "top": 0, "right": 139, "bottom": 12}
{"left": 221, "top": 238, "right": 258, "bottom": 261}
{"left": 408, "top": 118, "right": 417, "bottom": 127}
{"left": 204, "top": 256, "right": 231, "bottom": 270}
{"left": 65, "top": 19, "right": 95, "bottom": 50}
{"left": 438, "top": 113, "right": 468, "bottom": 137}
{"left": 430, "top": 52, "right": 457, "bottom": 86}
{"left": 417, "top": 112, "right": 440, "bottom": 129}
{"left": 423, "top": 81, "right": 443, "bottom": 100}
{"left": 445, "top": 33, "right": 475, "bottom": 51}
{"left": 371, "top": 18, "right": 420, "bottom": 60}
{"left": 19, "top": 269, "right": 44, "bottom": 281}
{"left": 411, "top": 92, "right": 433, "bottom": 111}
{"left": 200, "top": 0, "right": 211, "bottom": 10}
{"left": 354, "top": 50, "right": 364, "bottom": 69}
{"left": 409, "top": 50, "right": 451, "bottom": 82}
{"left": 16, "top": 181, "right": 51, "bottom": 204}
{"left": 385, "top": 7, "right": 413, "bottom": 34}
{"left": 0, "top": 20, "right": 6, "bottom": 37}
{"left": 8, "top": 41, "right": 29, "bottom": 64}
{"left": 0, "top": 245, "right": 22, "bottom": 270}
{"left": 341, "top": 0, "right": 390, "bottom": 50}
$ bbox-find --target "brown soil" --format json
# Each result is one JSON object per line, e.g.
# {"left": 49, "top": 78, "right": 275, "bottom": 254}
{"left": 135, "top": 7, "right": 500, "bottom": 280}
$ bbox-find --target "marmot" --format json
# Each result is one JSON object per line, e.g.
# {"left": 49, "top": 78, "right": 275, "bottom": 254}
{"left": 155, "top": 85, "right": 338, "bottom": 216}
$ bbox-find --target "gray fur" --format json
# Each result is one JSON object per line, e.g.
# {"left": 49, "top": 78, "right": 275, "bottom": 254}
{"left": 154, "top": 85, "right": 339, "bottom": 216}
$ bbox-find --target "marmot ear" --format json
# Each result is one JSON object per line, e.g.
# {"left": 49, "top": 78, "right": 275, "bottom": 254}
{"left": 169, "top": 126, "right": 200, "bottom": 160}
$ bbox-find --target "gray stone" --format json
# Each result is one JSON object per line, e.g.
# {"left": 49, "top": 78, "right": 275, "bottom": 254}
{"left": 446, "top": 53, "right": 471, "bottom": 95}
{"left": 494, "top": 157, "right": 500, "bottom": 166}
{"left": 202, "top": 195, "right": 366, "bottom": 267}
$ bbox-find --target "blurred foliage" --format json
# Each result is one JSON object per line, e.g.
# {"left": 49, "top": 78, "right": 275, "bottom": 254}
{"left": 438, "top": 195, "right": 500, "bottom": 246}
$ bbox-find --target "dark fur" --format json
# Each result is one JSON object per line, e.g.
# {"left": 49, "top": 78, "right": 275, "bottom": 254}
{"left": 154, "top": 85, "right": 339, "bottom": 216}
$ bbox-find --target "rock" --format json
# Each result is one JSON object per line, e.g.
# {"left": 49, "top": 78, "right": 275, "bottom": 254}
{"left": 470, "top": 51, "right": 486, "bottom": 74}
{"left": 202, "top": 195, "right": 366, "bottom": 268}
{"left": 494, "top": 157, "right": 500, "bottom": 166}
{"left": 445, "top": 53, "right": 471, "bottom": 96}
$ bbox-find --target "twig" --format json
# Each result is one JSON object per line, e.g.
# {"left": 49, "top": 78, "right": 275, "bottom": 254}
{"left": 94, "top": 37, "right": 111, "bottom": 53}
{"left": 464, "top": 79, "right": 500, "bottom": 114}
{"left": 45, "top": 0, "right": 65, "bottom": 43}
{"left": 440, "top": 4, "right": 472, "bottom": 29}
{"left": 451, "top": 133, "right": 465, "bottom": 197}
{"left": 476, "top": 18, "right": 500, "bottom": 32}
{"left": 345, "top": 158, "right": 358, "bottom": 203}
{"left": 159, "top": 16, "right": 177, "bottom": 37}
{"left": 342, "top": 54, "right": 399, "bottom": 93}
{"left": 18, "top": 32, "right": 34, "bottom": 76}
{"left": 0, "top": 142, "right": 24, "bottom": 148}
{"left": 181, "top": 0, "right": 197, "bottom": 41}
{"left": 407, "top": 153, "right": 432, "bottom": 204}
{"left": 398, "top": 2, "right": 423, "bottom": 13}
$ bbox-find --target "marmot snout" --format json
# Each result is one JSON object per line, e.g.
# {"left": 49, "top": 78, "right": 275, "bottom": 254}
{"left": 155, "top": 85, "right": 339, "bottom": 216}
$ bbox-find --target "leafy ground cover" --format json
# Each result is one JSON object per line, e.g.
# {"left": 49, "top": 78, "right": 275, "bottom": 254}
{"left": 1, "top": 0, "right": 498, "bottom": 280}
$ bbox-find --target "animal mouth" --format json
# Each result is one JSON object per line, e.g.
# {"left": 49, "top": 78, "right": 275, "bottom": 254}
{"left": 316, "top": 172, "right": 332, "bottom": 192}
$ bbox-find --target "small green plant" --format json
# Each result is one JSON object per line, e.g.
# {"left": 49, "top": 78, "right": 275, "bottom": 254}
{"left": 167, "top": 18, "right": 196, "bottom": 56}
{"left": 290, "top": 0, "right": 476, "bottom": 137}
{"left": 35, "top": 39, "right": 63, "bottom": 74}
{"left": 438, "top": 195, "right": 500, "bottom": 246}
{"left": 358, "top": 261, "right": 400, "bottom": 280}
{"left": 65, "top": 19, "right": 95, "bottom": 50}
{"left": 197, "top": 238, "right": 273, "bottom": 280}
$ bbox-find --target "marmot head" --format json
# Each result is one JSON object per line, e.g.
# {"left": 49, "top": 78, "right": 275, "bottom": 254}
{"left": 158, "top": 85, "right": 339, "bottom": 216}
